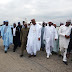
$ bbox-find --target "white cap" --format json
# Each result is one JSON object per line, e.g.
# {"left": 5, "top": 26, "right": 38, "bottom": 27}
{"left": 5, "top": 20, "right": 8, "bottom": 22}
{"left": 66, "top": 20, "right": 71, "bottom": 22}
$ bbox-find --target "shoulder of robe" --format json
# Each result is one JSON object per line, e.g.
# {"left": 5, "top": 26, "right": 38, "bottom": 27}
{"left": 29, "top": 25, "right": 33, "bottom": 29}
{"left": 59, "top": 25, "right": 64, "bottom": 29}
{"left": 52, "top": 25, "right": 56, "bottom": 29}
{"left": 8, "top": 25, "right": 11, "bottom": 28}
{"left": 37, "top": 24, "right": 42, "bottom": 28}
{"left": 52, "top": 25, "right": 54, "bottom": 28}
{"left": 69, "top": 26, "right": 72, "bottom": 28}
{"left": 44, "top": 26, "right": 47, "bottom": 31}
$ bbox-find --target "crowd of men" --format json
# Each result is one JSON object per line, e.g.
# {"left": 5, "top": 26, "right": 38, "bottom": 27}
{"left": 0, "top": 19, "right": 72, "bottom": 65}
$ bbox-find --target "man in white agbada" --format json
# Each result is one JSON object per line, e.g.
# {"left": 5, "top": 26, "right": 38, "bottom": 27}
{"left": 26, "top": 19, "right": 41, "bottom": 57}
{"left": 48, "top": 22, "right": 58, "bottom": 55}
{"left": 59, "top": 20, "right": 71, "bottom": 65}
{"left": 43, "top": 24, "right": 51, "bottom": 58}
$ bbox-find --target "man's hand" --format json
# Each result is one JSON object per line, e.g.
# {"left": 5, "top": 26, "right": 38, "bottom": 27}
{"left": 65, "top": 35, "right": 70, "bottom": 39}
{"left": 67, "top": 36, "right": 70, "bottom": 39}
{"left": 38, "top": 38, "right": 40, "bottom": 41}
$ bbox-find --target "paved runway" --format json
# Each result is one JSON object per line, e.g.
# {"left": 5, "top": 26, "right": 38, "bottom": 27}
{"left": 0, "top": 39, "right": 72, "bottom": 72}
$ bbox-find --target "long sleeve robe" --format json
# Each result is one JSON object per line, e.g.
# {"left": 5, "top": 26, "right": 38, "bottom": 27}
{"left": 59, "top": 25, "right": 71, "bottom": 51}
{"left": 2, "top": 25, "right": 13, "bottom": 46}
{"left": 26, "top": 24, "right": 42, "bottom": 55}
{"left": 48, "top": 25, "right": 58, "bottom": 48}
{"left": 43, "top": 26, "right": 51, "bottom": 54}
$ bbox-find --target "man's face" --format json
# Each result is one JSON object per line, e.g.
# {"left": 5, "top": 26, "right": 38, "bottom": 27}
{"left": 66, "top": 22, "right": 71, "bottom": 26}
{"left": 23, "top": 21, "right": 25, "bottom": 25}
{"left": 49, "top": 23, "right": 52, "bottom": 26}
{"left": 25, "top": 24, "right": 27, "bottom": 28}
{"left": 6, "top": 22, "right": 8, "bottom": 26}
{"left": 13, "top": 24, "right": 16, "bottom": 28}
{"left": 18, "top": 24, "right": 20, "bottom": 26}
{"left": 60, "top": 24, "right": 63, "bottom": 26}
{"left": 31, "top": 19, "right": 36, "bottom": 25}
{"left": 31, "top": 21, "right": 34, "bottom": 24}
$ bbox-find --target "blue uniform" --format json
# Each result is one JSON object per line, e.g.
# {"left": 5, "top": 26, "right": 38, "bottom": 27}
{"left": 2, "top": 25, "right": 13, "bottom": 51}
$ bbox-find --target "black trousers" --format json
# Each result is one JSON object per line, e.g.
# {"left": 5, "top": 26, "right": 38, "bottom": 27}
{"left": 17, "top": 34, "right": 21, "bottom": 47}
{"left": 13, "top": 36, "right": 18, "bottom": 51}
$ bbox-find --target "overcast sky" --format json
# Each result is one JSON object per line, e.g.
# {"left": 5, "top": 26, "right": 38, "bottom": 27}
{"left": 0, "top": 0, "right": 72, "bottom": 25}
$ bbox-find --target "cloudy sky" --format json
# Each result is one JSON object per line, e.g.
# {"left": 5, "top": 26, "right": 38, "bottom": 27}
{"left": 0, "top": 0, "right": 72, "bottom": 25}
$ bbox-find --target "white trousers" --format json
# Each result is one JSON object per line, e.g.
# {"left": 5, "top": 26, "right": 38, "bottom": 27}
{"left": 60, "top": 48, "right": 67, "bottom": 62}
{"left": 45, "top": 39, "right": 50, "bottom": 55}
{"left": 31, "top": 52, "right": 36, "bottom": 55}
{"left": 5, "top": 46, "right": 9, "bottom": 51}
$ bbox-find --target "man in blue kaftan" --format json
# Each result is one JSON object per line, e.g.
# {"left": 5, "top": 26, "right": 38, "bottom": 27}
{"left": 2, "top": 21, "right": 13, "bottom": 53}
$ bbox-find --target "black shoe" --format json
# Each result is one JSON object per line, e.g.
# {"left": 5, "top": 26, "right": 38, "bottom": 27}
{"left": 5, "top": 51, "right": 7, "bottom": 53}
{"left": 59, "top": 54, "right": 63, "bottom": 58}
{"left": 51, "top": 51, "right": 55, "bottom": 54}
{"left": 13, "top": 50, "right": 15, "bottom": 52}
{"left": 51, "top": 51, "right": 57, "bottom": 55}
{"left": 28, "top": 55, "right": 33, "bottom": 58}
{"left": 8, "top": 47, "right": 9, "bottom": 49}
{"left": 34, "top": 55, "right": 36, "bottom": 57}
{"left": 63, "top": 61, "right": 68, "bottom": 65}
{"left": 20, "top": 54, "right": 23, "bottom": 57}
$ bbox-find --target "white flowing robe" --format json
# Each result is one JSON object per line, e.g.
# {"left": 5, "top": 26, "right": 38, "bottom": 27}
{"left": 59, "top": 25, "right": 71, "bottom": 51}
{"left": 48, "top": 25, "right": 58, "bottom": 48}
{"left": 43, "top": 26, "right": 51, "bottom": 54}
{"left": 1, "top": 25, "right": 13, "bottom": 46}
{"left": 26, "top": 24, "right": 42, "bottom": 55}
